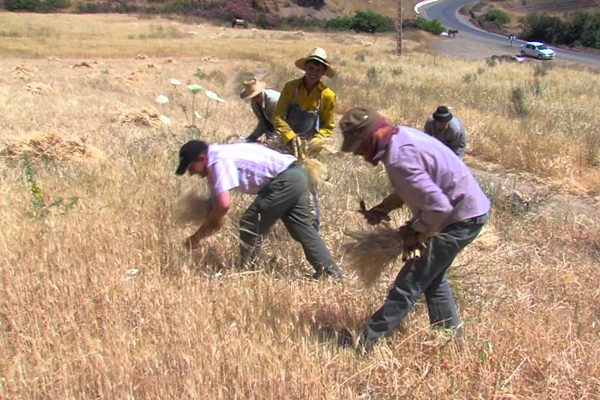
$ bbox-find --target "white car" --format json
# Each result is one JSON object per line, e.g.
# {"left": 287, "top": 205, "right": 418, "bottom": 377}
{"left": 520, "top": 42, "right": 556, "bottom": 60}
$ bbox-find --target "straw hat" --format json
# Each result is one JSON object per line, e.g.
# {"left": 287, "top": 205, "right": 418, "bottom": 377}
{"left": 240, "top": 78, "right": 266, "bottom": 100}
{"left": 294, "top": 47, "right": 335, "bottom": 78}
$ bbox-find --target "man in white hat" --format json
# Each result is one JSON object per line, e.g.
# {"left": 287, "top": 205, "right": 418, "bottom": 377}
{"left": 240, "top": 77, "right": 281, "bottom": 143}
{"left": 273, "top": 47, "right": 337, "bottom": 231}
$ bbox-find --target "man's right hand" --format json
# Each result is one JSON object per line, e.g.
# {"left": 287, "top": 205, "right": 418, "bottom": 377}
{"left": 358, "top": 200, "right": 391, "bottom": 225}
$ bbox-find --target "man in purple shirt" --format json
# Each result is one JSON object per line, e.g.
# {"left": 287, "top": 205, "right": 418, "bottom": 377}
{"left": 175, "top": 140, "right": 342, "bottom": 279}
{"left": 338, "top": 107, "right": 491, "bottom": 353}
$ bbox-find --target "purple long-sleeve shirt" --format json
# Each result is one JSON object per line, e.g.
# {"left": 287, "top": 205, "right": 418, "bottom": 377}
{"left": 383, "top": 126, "right": 490, "bottom": 233}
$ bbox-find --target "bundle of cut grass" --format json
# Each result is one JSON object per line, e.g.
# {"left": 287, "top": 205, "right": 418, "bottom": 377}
{"left": 174, "top": 191, "right": 213, "bottom": 226}
{"left": 2, "top": 131, "right": 104, "bottom": 161}
{"left": 302, "top": 158, "right": 329, "bottom": 187}
{"left": 174, "top": 191, "right": 227, "bottom": 230}
{"left": 343, "top": 225, "right": 405, "bottom": 287}
{"left": 298, "top": 138, "right": 336, "bottom": 186}
{"left": 26, "top": 82, "right": 54, "bottom": 95}
{"left": 116, "top": 109, "right": 161, "bottom": 127}
{"left": 13, "top": 63, "right": 37, "bottom": 80}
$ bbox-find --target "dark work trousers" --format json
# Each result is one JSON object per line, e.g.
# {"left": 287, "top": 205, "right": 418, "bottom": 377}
{"left": 308, "top": 185, "right": 321, "bottom": 231}
{"left": 359, "top": 214, "right": 489, "bottom": 349}
{"left": 239, "top": 163, "right": 337, "bottom": 274}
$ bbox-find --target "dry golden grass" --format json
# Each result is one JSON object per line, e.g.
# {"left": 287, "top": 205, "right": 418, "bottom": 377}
{"left": 1, "top": 13, "right": 600, "bottom": 399}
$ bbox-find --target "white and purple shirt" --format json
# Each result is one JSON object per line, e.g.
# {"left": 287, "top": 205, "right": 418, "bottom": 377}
{"left": 384, "top": 126, "right": 490, "bottom": 232}
{"left": 206, "top": 143, "right": 296, "bottom": 195}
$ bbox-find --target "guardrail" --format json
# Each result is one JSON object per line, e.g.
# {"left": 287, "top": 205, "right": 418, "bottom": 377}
{"left": 414, "top": 0, "right": 440, "bottom": 16}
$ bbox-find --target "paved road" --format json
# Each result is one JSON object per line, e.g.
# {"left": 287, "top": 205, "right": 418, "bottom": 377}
{"left": 422, "top": 0, "right": 600, "bottom": 68}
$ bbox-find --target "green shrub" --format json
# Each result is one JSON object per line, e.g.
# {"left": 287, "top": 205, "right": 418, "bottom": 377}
{"left": 415, "top": 17, "right": 445, "bottom": 35}
{"left": 351, "top": 11, "right": 395, "bottom": 33}
{"left": 5, "top": 0, "right": 40, "bottom": 11}
{"left": 487, "top": 9, "right": 511, "bottom": 24}
{"left": 6, "top": 0, "right": 70, "bottom": 11}
{"left": 324, "top": 16, "right": 354, "bottom": 31}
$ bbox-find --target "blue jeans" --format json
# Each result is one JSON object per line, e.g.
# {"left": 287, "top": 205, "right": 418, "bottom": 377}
{"left": 359, "top": 214, "right": 489, "bottom": 350}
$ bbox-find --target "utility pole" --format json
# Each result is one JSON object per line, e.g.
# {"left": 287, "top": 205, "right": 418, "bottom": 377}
{"left": 397, "top": 0, "right": 403, "bottom": 55}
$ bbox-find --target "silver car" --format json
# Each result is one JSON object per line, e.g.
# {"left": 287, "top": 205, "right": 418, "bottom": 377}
{"left": 520, "top": 42, "right": 556, "bottom": 60}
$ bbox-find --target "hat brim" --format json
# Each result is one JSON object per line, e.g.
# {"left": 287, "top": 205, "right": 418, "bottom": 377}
{"left": 240, "top": 81, "right": 266, "bottom": 100}
{"left": 295, "top": 57, "right": 335, "bottom": 78}
{"left": 175, "top": 159, "right": 190, "bottom": 175}
{"left": 433, "top": 114, "right": 453, "bottom": 123}
{"left": 341, "top": 136, "right": 362, "bottom": 153}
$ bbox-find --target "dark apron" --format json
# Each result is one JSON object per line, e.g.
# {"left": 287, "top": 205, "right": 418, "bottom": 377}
{"left": 286, "top": 81, "right": 322, "bottom": 141}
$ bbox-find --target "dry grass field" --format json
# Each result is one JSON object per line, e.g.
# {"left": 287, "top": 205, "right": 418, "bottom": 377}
{"left": 1, "top": 12, "right": 600, "bottom": 399}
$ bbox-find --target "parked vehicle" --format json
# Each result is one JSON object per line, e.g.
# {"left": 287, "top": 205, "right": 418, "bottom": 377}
{"left": 520, "top": 42, "right": 556, "bottom": 60}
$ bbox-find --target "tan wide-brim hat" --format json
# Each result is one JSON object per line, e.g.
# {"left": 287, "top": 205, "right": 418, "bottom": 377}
{"left": 339, "top": 107, "right": 380, "bottom": 153}
{"left": 294, "top": 47, "right": 335, "bottom": 78}
{"left": 240, "top": 78, "right": 267, "bottom": 100}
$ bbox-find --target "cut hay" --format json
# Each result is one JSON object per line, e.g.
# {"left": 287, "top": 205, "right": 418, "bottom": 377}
{"left": 202, "top": 55, "right": 218, "bottom": 62}
{"left": 173, "top": 191, "right": 227, "bottom": 229}
{"left": 342, "top": 225, "right": 405, "bottom": 287}
{"left": 135, "top": 54, "right": 148, "bottom": 60}
{"left": 13, "top": 63, "right": 37, "bottom": 80}
{"left": 26, "top": 82, "right": 54, "bottom": 95}
{"left": 115, "top": 70, "right": 146, "bottom": 83}
{"left": 174, "top": 191, "right": 212, "bottom": 225}
{"left": 115, "top": 109, "right": 161, "bottom": 127}
{"left": 70, "top": 60, "right": 98, "bottom": 69}
{"left": 47, "top": 56, "right": 61, "bottom": 62}
{"left": 299, "top": 138, "right": 336, "bottom": 186}
{"left": 2, "top": 131, "right": 104, "bottom": 161}
{"left": 302, "top": 158, "right": 329, "bottom": 187}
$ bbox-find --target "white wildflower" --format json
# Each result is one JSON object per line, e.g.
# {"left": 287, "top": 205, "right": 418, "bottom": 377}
{"left": 155, "top": 95, "right": 169, "bottom": 105}
{"left": 205, "top": 90, "right": 224, "bottom": 103}
{"left": 159, "top": 115, "right": 171, "bottom": 125}
{"left": 194, "top": 111, "right": 202, "bottom": 119}
{"left": 170, "top": 78, "right": 182, "bottom": 86}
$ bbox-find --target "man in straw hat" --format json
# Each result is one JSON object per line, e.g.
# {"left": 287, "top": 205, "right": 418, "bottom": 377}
{"left": 423, "top": 105, "right": 467, "bottom": 158}
{"left": 240, "top": 77, "right": 281, "bottom": 143}
{"left": 338, "top": 107, "right": 490, "bottom": 353}
{"left": 175, "top": 139, "right": 343, "bottom": 280}
{"left": 273, "top": 47, "right": 337, "bottom": 230}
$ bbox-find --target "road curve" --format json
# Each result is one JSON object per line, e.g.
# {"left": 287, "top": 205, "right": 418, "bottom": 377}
{"left": 422, "top": 0, "right": 600, "bottom": 68}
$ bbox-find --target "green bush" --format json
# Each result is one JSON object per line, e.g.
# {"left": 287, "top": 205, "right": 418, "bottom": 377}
{"left": 351, "top": 11, "right": 395, "bottom": 33}
{"left": 487, "top": 9, "right": 511, "bottom": 24}
{"left": 324, "top": 16, "right": 354, "bottom": 31}
{"left": 5, "top": 0, "right": 40, "bottom": 11}
{"left": 5, "top": 0, "right": 70, "bottom": 11}
{"left": 415, "top": 17, "right": 445, "bottom": 35}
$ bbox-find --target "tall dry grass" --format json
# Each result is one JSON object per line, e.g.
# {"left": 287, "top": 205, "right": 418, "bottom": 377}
{"left": 1, "top": 13, "right": 600, "bottom": 399}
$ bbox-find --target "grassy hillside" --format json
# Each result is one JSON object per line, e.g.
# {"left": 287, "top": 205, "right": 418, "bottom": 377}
{"left": 1, "top": 12, "right": 600, "bottom": 399}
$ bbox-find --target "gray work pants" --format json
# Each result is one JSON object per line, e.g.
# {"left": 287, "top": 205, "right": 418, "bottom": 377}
{"left": 239, "top": 163, "right": 336, "bottom": 274}
{"left": 359, "top": 214, "right": 489, "bottom": 348}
